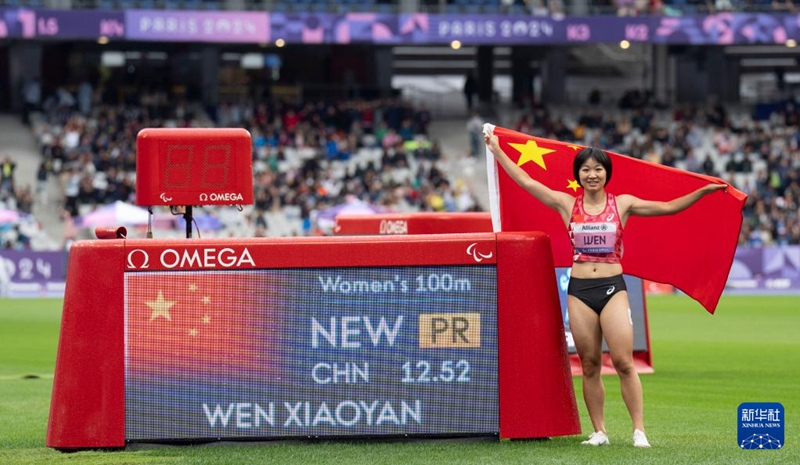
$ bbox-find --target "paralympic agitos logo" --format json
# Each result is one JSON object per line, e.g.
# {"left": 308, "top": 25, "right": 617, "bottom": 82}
{"left": 126, "top": 247, "right": 255, "bottom": 269}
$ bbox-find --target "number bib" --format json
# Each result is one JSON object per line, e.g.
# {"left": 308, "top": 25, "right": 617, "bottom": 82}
{"left": 571, "top": 222, "right": 617, "bottom": 254}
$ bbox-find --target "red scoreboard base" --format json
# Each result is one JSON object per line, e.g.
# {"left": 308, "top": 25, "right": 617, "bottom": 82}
{"left": 47, "top": 232, "right": 580, "bottom": 450}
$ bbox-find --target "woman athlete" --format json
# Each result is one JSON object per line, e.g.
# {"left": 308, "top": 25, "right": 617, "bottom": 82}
{"left": 485, "top": 134, "right": 725, "bottom": 448}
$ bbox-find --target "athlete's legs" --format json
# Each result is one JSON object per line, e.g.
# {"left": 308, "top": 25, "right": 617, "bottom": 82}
{"left": 567, "top": 295, "right": 605, "bottom": 434}
{"left": 600, "top": 291, "right": 645, "bottom": 432}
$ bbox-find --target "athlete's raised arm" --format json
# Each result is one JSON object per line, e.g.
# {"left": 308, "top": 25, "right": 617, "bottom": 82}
{"left": 618, "top": 183, "right": 727, "bottom": 220}
{"left": 485, "top": 133, "right": 575, "bottom": 221}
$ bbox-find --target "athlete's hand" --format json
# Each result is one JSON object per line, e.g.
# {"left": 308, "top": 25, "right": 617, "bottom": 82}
{"left": 484, "top": 133, "right": 500, "bottom": 152}
{"left": 702, "top": 183, "right": 728, "bottom": 195}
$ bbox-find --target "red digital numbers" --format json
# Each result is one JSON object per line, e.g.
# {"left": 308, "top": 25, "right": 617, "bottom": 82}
{"left": 135, "top": 128, "right": 253, "bottom": 206}
{"left": 163, "top": 145, "right": 231, "bottom": 189}
{"left": 164, "top": 145, "right": 193, "bottom": 189}
{"left": 200, "top": 145, "right": 231, "bottom": 189}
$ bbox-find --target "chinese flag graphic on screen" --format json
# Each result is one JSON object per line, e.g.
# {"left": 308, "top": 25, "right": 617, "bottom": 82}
{"left": 126, "top": 272, "right": 282, "bottom": 380}
{"left": 485, "top": 125, "right": 746, "bottom": 314}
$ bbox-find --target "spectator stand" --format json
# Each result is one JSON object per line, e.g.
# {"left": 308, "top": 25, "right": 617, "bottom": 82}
{"left": 28, "top": 93, "right": 483, "bottom": 243}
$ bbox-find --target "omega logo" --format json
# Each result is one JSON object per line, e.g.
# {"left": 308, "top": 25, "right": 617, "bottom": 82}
{"left": 199, "top": 192, "right": 244, "bottom": 202}
{"left": 126, "top": 249, "right": 150, "bottom": 269}
{"left": 379, "top": 219, "right": 408, "bottom": 235}
{"left": 126, "top": 247, "right": 255, "bottom": 269}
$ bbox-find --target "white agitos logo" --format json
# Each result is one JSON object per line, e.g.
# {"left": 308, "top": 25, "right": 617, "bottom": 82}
{"left": 160, "top": 193, "right": 173, "bottom": 202}
{"left": 466, "top": 243, "right": 493, "bottom": 262}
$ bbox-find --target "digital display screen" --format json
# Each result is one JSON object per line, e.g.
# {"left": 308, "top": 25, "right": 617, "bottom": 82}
{"left": 124, "top": 266, "right": 498, "bottom": 441}
{"left": 136, "top": 128, "right": 253, "bottom": 206}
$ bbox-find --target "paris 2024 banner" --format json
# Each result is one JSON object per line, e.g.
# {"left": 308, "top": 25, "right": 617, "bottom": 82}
{"left": 4, "top": 9, "right": 800, "bottom": 45}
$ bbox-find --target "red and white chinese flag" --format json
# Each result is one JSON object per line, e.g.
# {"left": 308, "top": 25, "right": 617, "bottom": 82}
{"left": 485, "top": 124, "right": 746, "bottom": 314}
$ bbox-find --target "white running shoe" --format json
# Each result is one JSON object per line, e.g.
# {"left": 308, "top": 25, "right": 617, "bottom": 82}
{"left": 633, "top": 429, "right": 651, "bottom": 448}
{"left": 581, "top": 431, "right": 610, "bottom": 446}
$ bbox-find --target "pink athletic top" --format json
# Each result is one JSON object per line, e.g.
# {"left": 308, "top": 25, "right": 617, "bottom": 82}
{"left": 569, "top": 192, "right": 624, "bottom": 264}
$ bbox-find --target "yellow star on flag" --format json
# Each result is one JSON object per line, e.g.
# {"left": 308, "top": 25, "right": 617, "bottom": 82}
{"left": 203, "top": 315, "right": 211, "bottom": 324}
{"left": 567, "top": 145, "right": 582, "bottom": 151}
{"left": 189, "top": 283, "right": 198, "bottom": 292}
{"left": 567, "top": 179, "right": 581, "bottom": 192}
{"left": 202, "top": 296, "right": 211, "bottom": 304}
{"left": 146, "top": 291, "right": 175, "bottom": 322}
{"left": 509, "top": 140, "right": 556, "bottom": 170}
{"left": 189, "top": 328, "right": 198, "bottom": 337}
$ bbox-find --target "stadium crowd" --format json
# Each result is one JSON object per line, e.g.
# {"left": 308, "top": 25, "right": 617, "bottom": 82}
{"left": 1, "top": 154, "right": 40, "bottom": 249}
{"left": 6, "top": 0, "right": 794, "bottom": 16}
{"left": 22, "top": 92, "right": 479, "bottom": 245}
{"left": 3, "top": 83, "right": 800, "bottom": 249}
{"left": 514, "top": 95, "right": 800, "bottom": 246}
{"left": 432, "top": 0, "right": 796, "bottom": 16}
{"left": 63, "top": 0, "right": 800, "bottom": 15}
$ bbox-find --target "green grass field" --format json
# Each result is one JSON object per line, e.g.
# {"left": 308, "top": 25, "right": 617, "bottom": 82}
{"left": 1, "top": 294, "right": 797, "bottom": 464}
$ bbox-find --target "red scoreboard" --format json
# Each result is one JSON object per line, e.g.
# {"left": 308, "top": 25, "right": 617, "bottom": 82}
{"left": 47, "top": 232, "right": 580, "bottom": 449}
{"left": 135, "top": 128, "right": 253, "bottom": 206}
